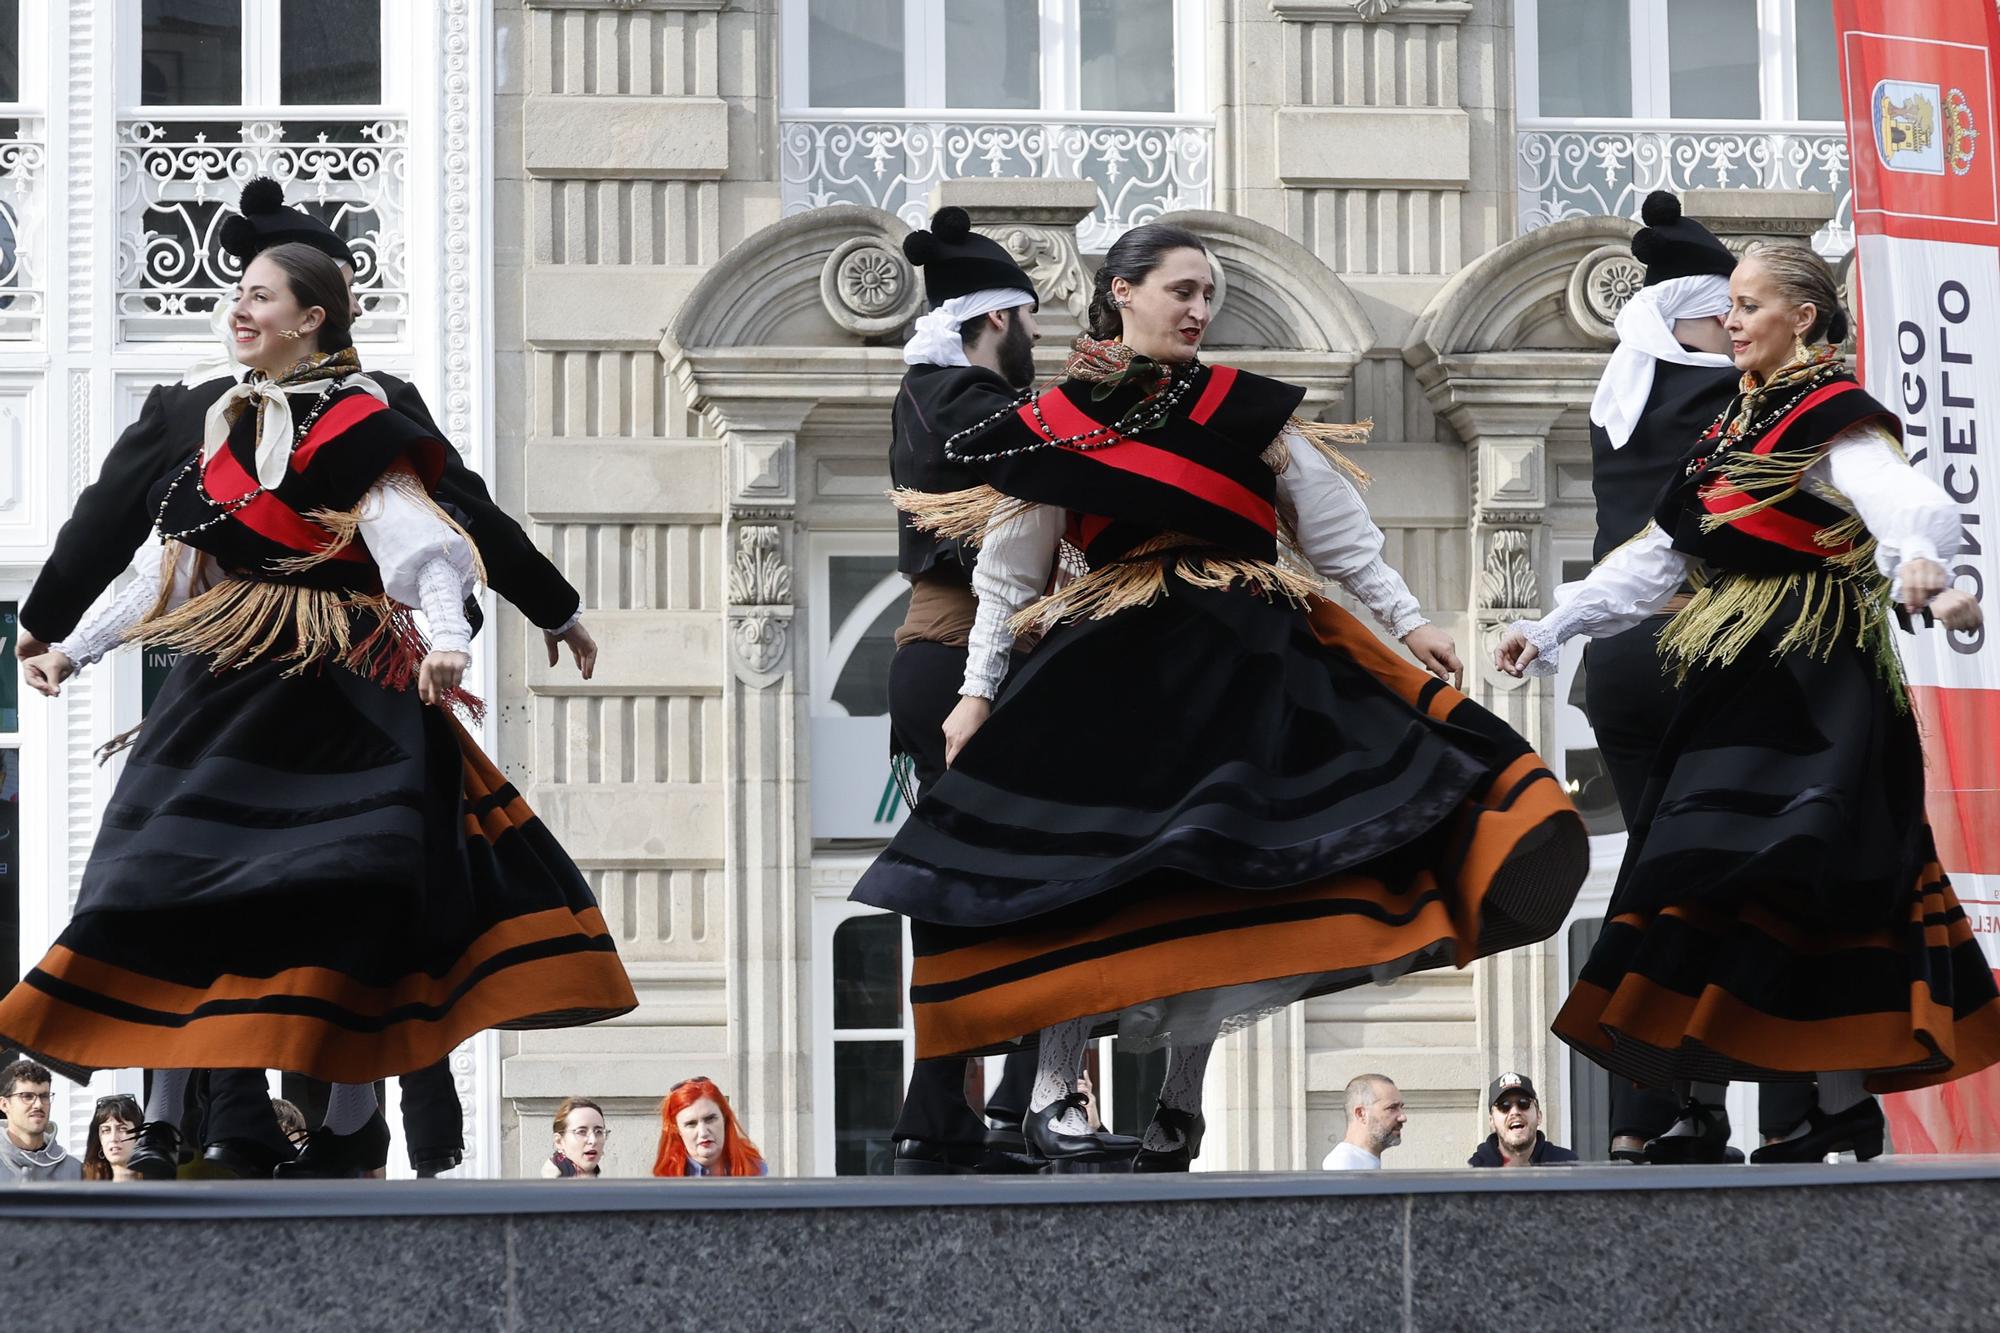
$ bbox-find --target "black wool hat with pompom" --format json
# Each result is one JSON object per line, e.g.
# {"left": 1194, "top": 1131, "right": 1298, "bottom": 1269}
{"left": 901, "top": 205, "right": 1038, "bottom": 308}
{"left": 218, "top": 176, "right": 357, "bottom": 268}
{"left": 1631, "top": 190, "right": 1736, "bottom": 287}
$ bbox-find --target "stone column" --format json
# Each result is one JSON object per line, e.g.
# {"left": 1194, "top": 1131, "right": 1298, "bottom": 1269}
{"left": 720, "top": 403, "right": 813, "bottom": 1174}
{"left": 931, "top": 178, "right": 1098, "bottom": 344}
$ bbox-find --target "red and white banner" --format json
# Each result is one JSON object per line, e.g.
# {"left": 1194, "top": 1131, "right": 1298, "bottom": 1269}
{"left": 1838, "top": 0, "right": 2000, "bottom": 1152}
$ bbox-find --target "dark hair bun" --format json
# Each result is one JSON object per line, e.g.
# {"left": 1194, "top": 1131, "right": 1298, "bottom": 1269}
{"left": 901, "top": 228, "right": 937, "bottom": 265}
{"left": 1828, "top": 309, "right": 1851, "bottom": 343}
{"left": 1640, "top": 190, "right": 1682, "bottom": 227}
{"left": 930, "top": 206, "right": 971, "bottom": 243}
{"left": 239, "top": 176, "right": 286, "bottom": 215}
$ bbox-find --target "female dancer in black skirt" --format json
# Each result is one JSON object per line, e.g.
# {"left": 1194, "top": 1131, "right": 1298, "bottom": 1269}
{"left": 5, "top": 243, "right": 636, "bottom": 1177}
{"left": 1498, "top": 244, "right": 2000, "bottom": 1163}
{"left": 854, "top": 223, "right": 1589, "bottom": 1169}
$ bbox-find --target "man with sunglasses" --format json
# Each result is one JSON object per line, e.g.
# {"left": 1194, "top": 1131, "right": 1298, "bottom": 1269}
{"left": 0, "top": 1059, "right": 82, "bottom": 1181}
{"left": 1468, "top": 1073, "right": 1577, "bottom": 1167}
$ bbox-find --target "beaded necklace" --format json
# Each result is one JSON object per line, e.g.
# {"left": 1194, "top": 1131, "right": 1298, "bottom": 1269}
{"left": 1682, "top": 354, "right": 1845, "bottom": 480}
{"left": 942, "top": 355, "right": 1204, "bottom": 463}
{"left": 154, "top": 382, "right": 342, "bottom": 542}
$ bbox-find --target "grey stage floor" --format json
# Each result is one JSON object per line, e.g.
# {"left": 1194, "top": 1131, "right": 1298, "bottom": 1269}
{"left": 3, "top": 1157, "right": 1997, "bottom": 1330}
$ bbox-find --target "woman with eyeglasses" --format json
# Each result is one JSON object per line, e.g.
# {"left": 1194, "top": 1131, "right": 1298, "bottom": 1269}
{"left": 543, "top": 1096, "right": 609, "bottom": 1178}
{"left": 652, "top": 1077, "right": 767, "bottom": 1177}
{"left": 82, "top": 1094, "right": 144, "bottom": 1182}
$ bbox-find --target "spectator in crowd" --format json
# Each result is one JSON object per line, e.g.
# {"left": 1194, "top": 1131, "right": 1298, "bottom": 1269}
{"left": 1322, "top": 1074, "right": 1406, "bottom": 1171}
{"left": 271, "top": 1098, "right": 309, "bottom": 1155}
{"left": 0, "top": 1058, "right": 83, "bottom": 1181}
{"left": 1468, "top": 1073, "right": 1578, "bottom": 1167}
{"left": 543, "top": 1096, "right": 609, "bottom": 1178}
{"left": 652, "top": 1076, "right": 768, "bottom": 1177}
{"left": 82, "top": 1093, "right": 143, "bottom": 1181}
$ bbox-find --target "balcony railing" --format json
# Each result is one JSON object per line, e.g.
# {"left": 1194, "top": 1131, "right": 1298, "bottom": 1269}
{"left": 0, "top": 119, "right": 47, "bottom": 341}
{"left": 781, "top": 111, "right": 1213, "bottom": 254}
{"left": 113, "top": 116, "right": 409, "bottom": 343}
{"left": 1518, "top": 121, "right": 1852, "bottom": 257}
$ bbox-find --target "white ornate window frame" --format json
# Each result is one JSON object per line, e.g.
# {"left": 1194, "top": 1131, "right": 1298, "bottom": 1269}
{"left": 809, "top": 857, "right": 915, "bottom": 1177}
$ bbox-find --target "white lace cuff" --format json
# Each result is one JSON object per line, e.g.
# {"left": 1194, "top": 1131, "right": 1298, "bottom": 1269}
{"left": 53, "top": 545, "right": 172, "bottom": 668}
{"left": 417, "top": 557, "right": 473, "bottom": 654}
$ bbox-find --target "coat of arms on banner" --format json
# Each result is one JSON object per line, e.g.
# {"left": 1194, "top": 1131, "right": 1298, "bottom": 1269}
{"left": 1875, "top": 79, "right": 1946, "bottom": 173}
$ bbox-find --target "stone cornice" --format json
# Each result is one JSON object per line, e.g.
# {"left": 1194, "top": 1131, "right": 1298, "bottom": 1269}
{"left": 1269, "top": 0, "right": 1473, "bottom": 24}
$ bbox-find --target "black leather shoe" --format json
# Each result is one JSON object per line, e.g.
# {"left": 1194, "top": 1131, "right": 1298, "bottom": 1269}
{"left": 892, "top": 1138, "right": 985, "bottom": 1175}
{"left": 1134, "top": 1103, "right": 1205, "bottom": 1173}
{"left": 203, "top": 1137, "right": 289, "bottom": 1179}
{"left": 274, "top": 1111, "right": 391, "bottom": 1179}
{"left": 411, "top": 1148, "right": 462, "bottom": 1179}
{"left": 1750, "top": 1096, "right": 1885, "bottom": 1164}
{"left": 1643, "top": 1099, "right": 1733, "bottom": 1165}
{"left": 1024, "top": 1093, "right": 1141, "bottom": 1163}
{"left": 127, "top": 1121, "right": 183, "bottom": 1181}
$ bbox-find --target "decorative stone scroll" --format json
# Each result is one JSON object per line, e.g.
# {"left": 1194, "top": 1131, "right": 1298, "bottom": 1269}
{"left": 726, "top": 518, "right": 796, "bottom": 684}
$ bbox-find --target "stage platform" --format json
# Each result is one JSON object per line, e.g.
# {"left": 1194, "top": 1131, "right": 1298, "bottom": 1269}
{"left": 5, "top": 1158, "right": 1999, "bottom": 1330}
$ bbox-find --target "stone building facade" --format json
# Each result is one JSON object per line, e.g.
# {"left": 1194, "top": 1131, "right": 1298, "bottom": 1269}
{"left": 11, "top": 0, "right": 1852, "bottom": 1173}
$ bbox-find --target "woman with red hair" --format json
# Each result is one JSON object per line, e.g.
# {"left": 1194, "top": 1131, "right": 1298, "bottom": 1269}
{"left": 651, "top": 1077, "right": 768, "bottom": 1177}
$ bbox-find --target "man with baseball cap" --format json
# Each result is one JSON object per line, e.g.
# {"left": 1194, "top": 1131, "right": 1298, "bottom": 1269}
{"left": 1468, "top": 1073, "right": 1578, "bottom": 1167}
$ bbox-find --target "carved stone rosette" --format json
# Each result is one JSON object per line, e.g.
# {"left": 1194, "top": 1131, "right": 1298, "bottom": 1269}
{"left": 820, "top": 236, "right": 922, "bottom": 338}
{"left": 1565, "top": 245, "right": 1646, "bottom": 345}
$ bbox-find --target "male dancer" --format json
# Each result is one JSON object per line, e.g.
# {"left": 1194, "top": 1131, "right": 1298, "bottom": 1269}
{"left": 20, "top": 179, "right": 594, "bottom": 1178}
{"left": 1579, "top": 191, "right": 1811, "bottom": 1161}
{"left": 885, "top": 208, "right": 1043, "bottom": 1174}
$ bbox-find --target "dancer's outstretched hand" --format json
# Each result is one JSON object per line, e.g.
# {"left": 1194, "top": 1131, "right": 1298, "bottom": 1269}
{"left": 942, "top": 694, "right": 991, "bottom": 769}
{"left": 419, "top": 649, "right": 471, "bottom": 705}
{"left": 1401, "top": 624, "right": 1463, "bottom": 690}
{"left": 1494, "top": 628, "right": 1540, "bottom": 678}
{"left": 1930, "top": 588, "right": 1983, "bottom": 633}
{"left": 21, "top": 650, "right": 75, "bottom": 698}
{"left": 1899, "top": 557, "right": 1948, "bottom": 612}
{"left": 545, "top": 619, "right": 598, "bottom": 679}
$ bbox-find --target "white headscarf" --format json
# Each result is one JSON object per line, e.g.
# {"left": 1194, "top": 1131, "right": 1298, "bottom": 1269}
{"left": 902, "top": 287, "right": 1038, "bottom": 368}
{"left": 1588, "top": 274, "right": 1735, "bottom": 449}
{"left": 201, "top": 363, "right": 388, "bottom": 491}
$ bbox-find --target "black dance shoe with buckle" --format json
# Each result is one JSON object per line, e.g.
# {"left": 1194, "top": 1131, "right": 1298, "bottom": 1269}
{"left": 1642, "top": 1099, "right": 1733, "bottom": 1165}
{"left": 273, "top": 1111, "right": 391, "bottom": 1179}
{"left": 1024, "top": 1093, "right": 1142, "bottom": 1163}
{"left": 1133, "top": 1103, "right": 1206, "bottom": 1173}
{"left": 1750, "top": 1096, "right": 1886, "bottom": 1164}
{"left": 127, "top": 1121, "right": 183, "bottom": 1181}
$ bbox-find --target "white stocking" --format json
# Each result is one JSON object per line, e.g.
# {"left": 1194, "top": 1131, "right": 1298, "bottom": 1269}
{"left": 1029, "top": 1018, "right": 1093, "bottom": 1135}
{"left": 321, "top": 1081, "right": 379, "bottom": 1136}
{"left": 1143, "top": 1041, "right": 1213, "bottom": 1152}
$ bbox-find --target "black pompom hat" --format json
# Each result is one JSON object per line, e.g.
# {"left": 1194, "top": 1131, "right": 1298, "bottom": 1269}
{"left": 218, "top": 177, "right": 357, "bottom": 268}
{"left": 901, "top": 206, "right": 1038, "bottom": 308}
{"left": 1631, "top": 190, "right": 1736, "bottom": 287}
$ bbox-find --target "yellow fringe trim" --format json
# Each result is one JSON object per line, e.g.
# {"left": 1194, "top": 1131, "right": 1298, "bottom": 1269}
{"left": 888, "top": 484, "right": 1034, "bottom": 548}
{"left": 1007, "top": 534, "right": 1324, "bottom": 635}
{"left": 1284, "top": 415, "right": 1373, "bottom": 486}
{"left": 123, "top": 577, "right": 440, "bottom": 687}
{"left": 276, "top": 464, "right": 489, "bottom": 588}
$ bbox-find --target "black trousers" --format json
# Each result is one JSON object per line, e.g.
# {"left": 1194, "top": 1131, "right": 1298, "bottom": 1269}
{"left": 204, "top": 1057, "right": 463, "bottom": 1168}
{"left": 1584, "top": 621, "right": 1690, "bottom": 1141}
{"left": 887, "top": 640, "right": 1033, "bottom": 1144}
{"left": 1584, "top": 622, "right": 1819, "bottom": 1139}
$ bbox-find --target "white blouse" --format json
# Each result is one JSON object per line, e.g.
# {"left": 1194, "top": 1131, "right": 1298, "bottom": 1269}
{"left": 1513, "top": 421, "right": 1960, "bottom": 676}
{"left": 54, "top": 475, "right": 479, "bottom": 668}
{"left": 960, "top": 429, "right": 1429, "bottom": 698}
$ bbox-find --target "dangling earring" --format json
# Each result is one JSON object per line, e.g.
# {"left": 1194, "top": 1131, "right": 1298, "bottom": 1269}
{"left": 277, "top": 328, "right": 301, "bottom": 341}
{"left": 1792, "top": 331, "right": 1809, "bottom": 363}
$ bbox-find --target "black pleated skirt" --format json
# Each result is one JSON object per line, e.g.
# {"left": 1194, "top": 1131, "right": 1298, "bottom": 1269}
{"left": 1554, "top": 599, "right": 2000, "bottom": 1093}
{"left": 851, "top": 575, "right": 1588, "bottom": 1058}
{"left": 0, "top": 648, "right": 637, "bottom": 1083}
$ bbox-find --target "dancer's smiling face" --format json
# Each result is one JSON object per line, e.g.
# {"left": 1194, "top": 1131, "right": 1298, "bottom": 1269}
{"left": 1724, "top": 254, "right": 1817, "bottom": 380}
{"left": 228, "top": 252, "right": 325, "bottom": 374}
{"left": 678, "top": 1096, "right": 726, "bottom": 1170}
{"left": 1110, "top": 246, "right": 1215, "bottom": 365}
